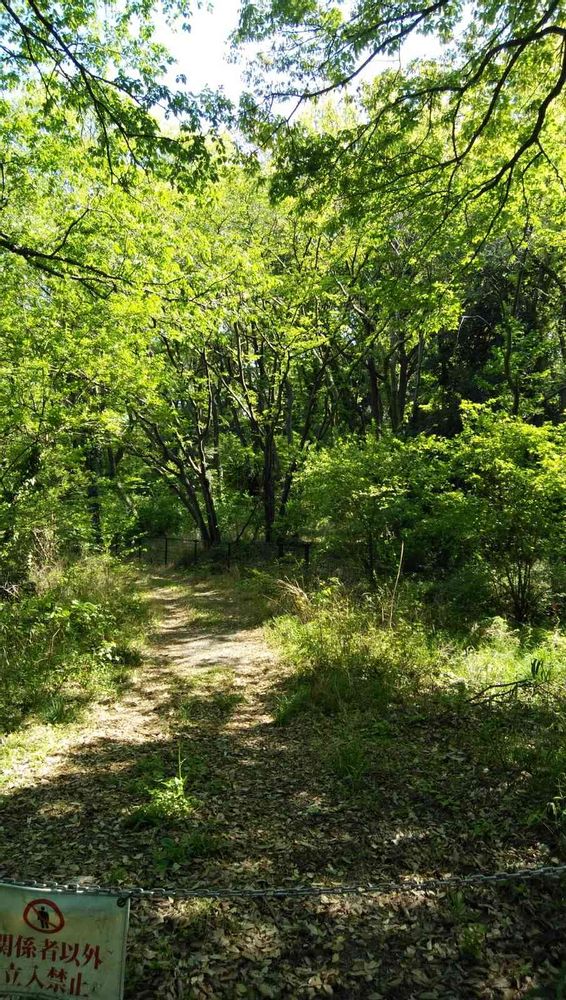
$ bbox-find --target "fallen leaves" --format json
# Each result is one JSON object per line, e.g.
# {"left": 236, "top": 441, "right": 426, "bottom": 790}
{"left": 0, "top": 573, "right": 564, "bottom": 999}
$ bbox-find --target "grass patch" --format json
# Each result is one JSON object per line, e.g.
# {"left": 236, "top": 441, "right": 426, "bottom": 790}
{"left": 153, "top": 831, "right": 224, "bottom": 872}
{"left": 328, "top": 730, "right": 369, "bottom": 789}
{"left": 0, "top": 723, "right": 64, "bottom": 791}
{"left": 269, "top": 604, "right": 432, "bottom": 720}
{"left": 267, "top": 580, "right": 566, "bottom": 849}
{"left": 268, "top": 581, "right": 565, "bottom": 717}
{"left": 177, "top": 668, "right": 245, "bottom": 724}
{"left": 36, "top": 693, "right": 88, "bottom": 726}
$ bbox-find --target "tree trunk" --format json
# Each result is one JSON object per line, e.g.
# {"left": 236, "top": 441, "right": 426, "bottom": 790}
{"left": 366, "top": 356, "right": 383, "bottom": 438}
{"left": 411, "top": 333, "right": 424, "bottom": 430}
{"left": 85, "top": 446, "right": 103, "bottom": 547}
{"left": 262, "top": 434, "right": 276, "bottom": 543}
{"left": 200, "top": 471, "right": 221, "bottom": 547}
{"left": 211, "top": 388, "right": 222, "bottom": 498}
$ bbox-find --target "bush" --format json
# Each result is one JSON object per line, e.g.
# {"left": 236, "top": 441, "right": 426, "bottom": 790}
{"left": 0, "top": 555, "right": 147, "bottom": 732}
{"left": 268, "top": 578, "right": 566, "bottom": 724}
{"left": 294, "top": 411, "right": 565, "bottom": 622}
{"left": 269, "top": 584, "right": 440, "bottom": 721}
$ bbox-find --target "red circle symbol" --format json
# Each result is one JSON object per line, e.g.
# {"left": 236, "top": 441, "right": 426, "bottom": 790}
{"left": 23, "top": 898, "right": 65, "bottom": 934}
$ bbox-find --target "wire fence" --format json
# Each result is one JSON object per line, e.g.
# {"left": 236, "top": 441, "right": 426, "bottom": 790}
{"left": 128, "top": 536, "right": 313, "bottom": 571}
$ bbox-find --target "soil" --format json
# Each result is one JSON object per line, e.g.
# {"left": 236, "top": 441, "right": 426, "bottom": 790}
{"left": 0, "top": 571, "right": 564, "bottom": 999}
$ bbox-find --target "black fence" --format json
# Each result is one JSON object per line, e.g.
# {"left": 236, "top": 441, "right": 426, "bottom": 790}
{"left": 132, "top": 536, "right": 313, "bottom": 570}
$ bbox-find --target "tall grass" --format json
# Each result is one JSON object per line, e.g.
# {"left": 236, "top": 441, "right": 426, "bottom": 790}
{"left": 0, "top": 555, "right": 147, "bottom": 732}
{"left": 266, "top": 576, "right": 566, "bottom": 843}
{"left": 268, "top": 579, "right": 566, "bottom": 724}
{"left": 269, "top": 580, "right": 440, "bottom": 723}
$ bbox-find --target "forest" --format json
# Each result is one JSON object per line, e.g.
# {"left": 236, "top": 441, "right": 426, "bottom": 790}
{"left": 0, "top": 0, "right": 565, "bottom": 996}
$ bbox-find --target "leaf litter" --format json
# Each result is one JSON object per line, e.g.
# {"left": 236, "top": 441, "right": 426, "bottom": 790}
{"left": 0, "top": 571, "right": 564, "bottom": 999}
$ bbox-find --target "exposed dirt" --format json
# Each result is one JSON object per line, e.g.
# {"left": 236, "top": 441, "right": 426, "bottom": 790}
{"left": 0, "top": 571, "right": 564, "bottom": 1000}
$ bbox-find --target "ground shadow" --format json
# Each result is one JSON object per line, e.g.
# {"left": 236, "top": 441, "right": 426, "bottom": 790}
{"left": 1, "top": 570, "right": 564, "bottom": 999}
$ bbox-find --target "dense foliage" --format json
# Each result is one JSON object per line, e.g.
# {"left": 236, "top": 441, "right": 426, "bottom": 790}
{"left": 0, "top": 8, "right": 564, "bottom": 995}
{"left": 235, "top": 0, "right": 566, "bottom": 210}
{"left": 0, "top": 0, "right": 564, "bottom": 709}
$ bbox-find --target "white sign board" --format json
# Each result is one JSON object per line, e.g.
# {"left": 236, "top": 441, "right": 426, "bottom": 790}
{"left": 0, "top": 884, "right": 129, "bottom": 999}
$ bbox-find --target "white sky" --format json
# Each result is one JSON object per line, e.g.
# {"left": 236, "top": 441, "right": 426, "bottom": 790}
{"left": 159, "top": 0, "right": 244, "bottom": 100}
{"left": 159, "top": 0, "right": 444, "bottom": 104}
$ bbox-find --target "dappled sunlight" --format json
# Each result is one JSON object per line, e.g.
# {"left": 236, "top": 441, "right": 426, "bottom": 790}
{"left": 1, "top": 570, "right": 564, "bottom": 999}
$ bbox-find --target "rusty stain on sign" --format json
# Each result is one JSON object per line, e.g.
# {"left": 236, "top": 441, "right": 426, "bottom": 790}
{"left": 0, "top": 884, "right": 129, "bottom": 999}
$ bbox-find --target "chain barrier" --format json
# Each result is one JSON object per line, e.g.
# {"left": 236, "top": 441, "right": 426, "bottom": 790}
{"left": 2, "top": 864, "right": 565, "bottom": 903}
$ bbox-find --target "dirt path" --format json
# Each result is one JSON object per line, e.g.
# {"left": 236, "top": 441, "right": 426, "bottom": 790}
{"left": 0, "top": 572, "right": 279, "bottom": 884}
{"left": 1, "top": 571, "right": 564, "bottom": 999}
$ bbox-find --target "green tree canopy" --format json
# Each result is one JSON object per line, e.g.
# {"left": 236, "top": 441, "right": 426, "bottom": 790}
{"left": 235, "top": 0, "right": 566, "bottom": 208}
{"left": 0, "top": 0, "right": 228, "bottom": 181}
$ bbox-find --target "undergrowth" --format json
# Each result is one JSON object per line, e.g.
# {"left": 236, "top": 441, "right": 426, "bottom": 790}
{"left": 268, "top": 578, "right": 565, "bottom": 721}
{"left": 124, "top": 746, "right": 204, "bottom": 831}
{"left": 265, "top": 577, "right": 566, "bottom": 847}
{"left": 0, "top": 554, "right": 148, "bottom": 733}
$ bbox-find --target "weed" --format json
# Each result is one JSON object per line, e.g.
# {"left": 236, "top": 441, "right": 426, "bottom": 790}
{"left": 530, "top": 656, "right": 553, "bottom": 683}
{"left": 106, "top": 865, "right": 130, "bottom": 883}
{"left": 546, "top": 780, "right": 566, "bottom": 843}
{"left": 329, "top": 735, "right": 369, "bottom": 789}
{"left": 470, "top": 816, "right": 498, "bottom": 839}
{"left": 153, "top": 832, "right": 223, "bottom": 871}
{"left": 37, "top": 695, "right": 85, "bottom": 725}
{"left": 446, "top": 891, "right": 470, "bottom": 924}
{"left": 125, "top": 747, "right": 198, "bottom": 829}
{"left": 273, "top": 684, "right": 312, "bottom": 725}
{"left": 457, "top": 923, "right": 487, "bottom": 960}
{"left": 125, "top": 776, "right": 197, "bottom": 829}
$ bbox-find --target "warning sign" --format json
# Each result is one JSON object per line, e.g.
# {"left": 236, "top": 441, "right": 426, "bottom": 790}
{"left": 0, "top": 884, "right": 129, "bottom": 999}
{"left": 22, "top": 900, "right": 65, "bottom": 935}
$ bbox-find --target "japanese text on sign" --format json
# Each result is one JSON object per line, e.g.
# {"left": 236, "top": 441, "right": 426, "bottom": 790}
{"left": 0, "top": 885, "right": 129, "bottom": 999}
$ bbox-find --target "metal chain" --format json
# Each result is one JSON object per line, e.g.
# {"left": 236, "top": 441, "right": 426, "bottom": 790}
{"left": 1, "top": 865, "right": 565, "bottom": 902}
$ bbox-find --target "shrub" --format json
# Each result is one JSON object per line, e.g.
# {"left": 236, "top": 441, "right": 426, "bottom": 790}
{"left": 0, "top": 555, "right": 147, "bottom": 732}
{"left": 294, "top": 409, "right": 565, "bottom": 623}
{"left": 269, "top": 587, "right": 439, "bottom": 721}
